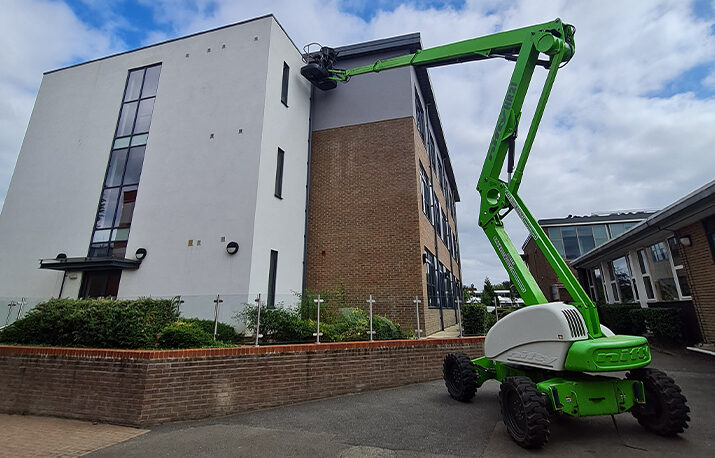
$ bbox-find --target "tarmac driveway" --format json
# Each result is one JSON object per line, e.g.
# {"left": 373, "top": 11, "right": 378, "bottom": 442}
{"left": 90, "top": 349, "right": 714, "bottom": 457}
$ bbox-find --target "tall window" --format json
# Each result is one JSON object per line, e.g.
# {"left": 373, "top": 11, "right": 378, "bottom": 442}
{"left": 281, "top": 62, "right": 289, "bottom": 106}
{"left": 428, "top": 134, "right": 436, "bottom": 170}
{"left": 667, "top": 237, "right": 691, "bottom": 298}
{"left": 646, "top": 241, "right": 678, "bottom": 300}
{"left": 637, "top": 249, "right": 655, "bottom": 300}
{"left": 415, "top": 89, "right": 425, "bottom": 142}
{"left": 425, "top": 249, "right": 437, "bottom": 308}
{"left": 434, "top": 198, "right": 442, "bottom": 239}
{"left": 419, "top": 163, "right": 431, "bottom": 220}
{"left": 90, "top": 64, "right": 161, "bottom": 258}
{"left": 610, "top": 256, "right": 634, "bottom": 302}
{"left": 275, "top": 148, "right": 285, "bottom": 198}
{"left": 267, "top": 250, "right": 278, "bottom": 308}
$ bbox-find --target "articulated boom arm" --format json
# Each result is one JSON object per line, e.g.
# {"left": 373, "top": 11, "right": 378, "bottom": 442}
{"left": 301, "top": 19, "right": 601, "bottom": 337}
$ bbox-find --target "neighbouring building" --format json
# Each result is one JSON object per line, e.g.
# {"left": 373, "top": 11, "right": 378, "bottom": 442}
{"left": 0, "top": 15, "right": 461, "bottom": 334}
{"left": 571, "top": 180, "right": 715, "bottom": 343}
{"left": 522, "top": 211, "right": 653, "bottom": 302}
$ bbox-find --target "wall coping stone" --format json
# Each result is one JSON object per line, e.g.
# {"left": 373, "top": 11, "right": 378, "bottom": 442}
{"left": 0, "top": 337, "right": 484, "bottom": 359}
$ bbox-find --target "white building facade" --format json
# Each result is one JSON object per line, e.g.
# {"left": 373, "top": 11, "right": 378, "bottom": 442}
{"left": 0, "top": 16, "right": 311, "bottom": 321}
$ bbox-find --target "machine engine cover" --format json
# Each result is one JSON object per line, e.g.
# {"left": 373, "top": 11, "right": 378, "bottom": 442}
{"left": 485, "top": 302, "right": 589, "bottom": 370}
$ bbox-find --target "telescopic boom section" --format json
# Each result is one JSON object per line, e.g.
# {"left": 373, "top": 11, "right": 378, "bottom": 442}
{"left": 301, "top": 19, "right": 602, "bottom": 337}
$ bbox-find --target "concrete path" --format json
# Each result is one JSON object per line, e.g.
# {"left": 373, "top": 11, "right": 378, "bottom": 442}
{"left": 0, "top": 415, "right": 147, "bottom": 457}
{"left": 88, "top": 349, "right": 713, "bottom": 457}
{"left": 428, "top": 323, "right": 462, "bottom": 338}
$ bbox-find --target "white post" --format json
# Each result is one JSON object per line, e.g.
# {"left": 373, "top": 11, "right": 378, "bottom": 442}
{"left": 456, "top": 296, "right": 463, "bottom": 338}
{"left": 413, "top": 296, "right": 423, "bottom": 339}
{"left": 254, "top": 294, "right": 263, "bottom": 347}
{"left": 212, "top": 295, "right": 223, "bottom": 340}
{"left": 366, "top": 295, "right": 376, "bottom": 341}
{"left": 314, "top": 294, "right": 324, "bottom": 344}
{"left": 494, "top": 296, "right": 499, "bottom": 321}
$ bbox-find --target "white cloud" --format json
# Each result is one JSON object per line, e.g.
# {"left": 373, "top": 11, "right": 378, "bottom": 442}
{"left": 0, "top": 0, "right": 122, "bottom": 211}
{"left": 1, "top": 0, "right": 714, "bottom": 290}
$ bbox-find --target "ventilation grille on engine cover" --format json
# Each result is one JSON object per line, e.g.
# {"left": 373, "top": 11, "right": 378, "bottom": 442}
{"left": 562, "top": 309, "right": 587, "bottom": 338}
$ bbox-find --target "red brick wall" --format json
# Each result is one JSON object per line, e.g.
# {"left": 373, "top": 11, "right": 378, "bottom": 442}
{"left": 306, "top": 117, "right": 461, "bottom": 335}
{"left": 523, "top": 237, "right": 571, "bottom": 301}
{"left": 0, "top": 338, "right": 484, "bottom": 426}
{"left": 677, "top": 221, "right": 715, "bottom": 342}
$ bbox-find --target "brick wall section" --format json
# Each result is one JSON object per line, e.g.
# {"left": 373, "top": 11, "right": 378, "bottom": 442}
{"left": 306, "top": 117, "right": 461, "bottom": 336}
{"left": 677, "top": 221, "right": 715, "bottom": 342}
{"left": 307, "top": 118, "right": 425, "bottom": 332}
{"left": 523, "top": 237, "right": 571, "bottom": 301}
{"left": 0, "top": 338, "right": 484, "bottom": 426}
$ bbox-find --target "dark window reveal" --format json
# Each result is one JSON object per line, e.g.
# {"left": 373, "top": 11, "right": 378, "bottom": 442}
{"left": 268, "top": 250, "right": 278, "bottom": 308}
{"left": 275, "top": 148, "right": 285, "bottom": 198}
{"left": 281, "top": 62, "right": 290, "bottom": 106}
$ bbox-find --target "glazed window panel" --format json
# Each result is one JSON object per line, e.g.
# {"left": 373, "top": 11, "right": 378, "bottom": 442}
{"left": 116, "top": 102, "right": 138, "bottom": 137}
{"left": 105, "top": 149, "right": 128, "bottom": 187}
{"left": 141, "top": 65, "right": 161, "bottom": 98}
{"left": 123, "top": 146, "right": 146, "bottom": 185}
{"left": 124, "top": 69, "right": 144, "bottom": 102}
{"left": 133, "top": 98, "right": 155, "bottom": 134}
{"left": 95, "top": 188, "right": 120, "bottom": 229}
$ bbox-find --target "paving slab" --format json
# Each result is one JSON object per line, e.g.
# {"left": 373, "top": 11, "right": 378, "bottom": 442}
{"left": 0, "top": 414, "right": 147, "bottom": 457}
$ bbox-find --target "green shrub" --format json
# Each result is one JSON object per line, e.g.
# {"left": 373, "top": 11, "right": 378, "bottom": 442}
{"left": 239, "top": 305, "right": 314, "bottom": 342}
{"left": 158, "top": 322, "right": 214, "bottom": 348}
{"left": 597, "top": 303, "right": 645, "bottom": 335}
{"left": 462, "top": 303, "right": 487, "bottom": 335}
{"left": 0, "top": 298, "right": 178, "bottom": 349}
{"left": 630, "top": 308, "right": 684, "bottom": 346}
{"left": 181, "top": 318, "right": 241, "bottom": 344}
{"left": 484, "top": 312, "right": 498, "bottom": 333}
{"left": 236, "top": 304, "right": 405, "bottom": 343}
{"left": 372, "top": 314, "right": 404, "bottom": 340}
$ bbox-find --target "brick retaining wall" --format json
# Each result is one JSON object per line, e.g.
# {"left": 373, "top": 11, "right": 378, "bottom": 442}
{"left": 0, "top": 337, "right": 484, "bottom": 426}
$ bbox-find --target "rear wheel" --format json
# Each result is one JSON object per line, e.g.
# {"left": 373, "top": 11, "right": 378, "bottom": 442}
{"left": 627, "top": 368, "right": 690, "bottom": 435}
{"left": 499, "top": 376, "right": 550, "bottom": 449}
{"left": 443, "top": 353, "right": 476, "bottom": 402}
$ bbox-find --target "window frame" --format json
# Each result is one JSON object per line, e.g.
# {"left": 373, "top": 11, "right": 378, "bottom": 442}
{"left": 281, "top": 62, "right": 290, "bottom": 107}
{"left": 267, "top": 250, "right": 278, "bottom": 308}
{"left": 274, "top": 148, "right": 285, "bottom": 199}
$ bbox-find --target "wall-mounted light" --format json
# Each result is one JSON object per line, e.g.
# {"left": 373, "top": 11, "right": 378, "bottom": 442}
{"left": 679, "top": 236, "right": 692, "bottom": 247}
{"left": 135, "top": 248, "right": 148, "bottom": 261}
{"left": 56, "top": 253, "right": 67, "bottom": 261}
{"left": 226, "top": 241, "right": 239, "bottom": 255}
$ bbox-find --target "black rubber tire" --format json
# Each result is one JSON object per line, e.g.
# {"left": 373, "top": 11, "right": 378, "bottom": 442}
{"left": 443, "top": 353, "right": 476, "bottom": 402}
{"left": 627, "top": 368, "right": 690, "bottom": 435}
{"left": 498, "top": 376, "right": 550, "bottom": 449}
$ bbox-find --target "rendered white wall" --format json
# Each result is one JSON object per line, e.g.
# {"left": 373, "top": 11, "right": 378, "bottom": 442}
{"left": 248, "top": 19, "right": 311, "bottom": 305}
{"left": 0, "top": 16, "right": 311, "bottom": 322}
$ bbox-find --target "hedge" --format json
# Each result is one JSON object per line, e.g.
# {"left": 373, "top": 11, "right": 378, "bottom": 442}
{"left": 630, "top": 307, "right": 684, "bottom": 345}
{"left": 0, "top": 298, "right": 178, "bottom": 349}
{"left": 597, "top": 303, "right": 646, "bottom": 335}
{"left": 462, "top": 303, "right": 487, "bottom": 336}
{"left": 238, "top": 305, "right": 405, "bottom": 343}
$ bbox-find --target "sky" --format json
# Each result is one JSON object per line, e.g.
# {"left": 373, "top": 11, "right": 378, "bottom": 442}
{"left": 1, "top": 0, "right": 714, "bottom": 288}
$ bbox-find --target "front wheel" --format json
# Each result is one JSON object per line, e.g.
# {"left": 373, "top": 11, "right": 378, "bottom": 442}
{"left": 443, "top": 353, "right": 476, "bottom": 402}
{"left": 627, "top": 368, "right": 690, "bottom": 435}
{"left": 499, "top": 376, "right": 550, "bottom": 449}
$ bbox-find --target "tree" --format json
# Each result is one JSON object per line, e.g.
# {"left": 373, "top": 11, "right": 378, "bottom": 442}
{"left": 481, "top": 277, "right": 498, "bottom": 308}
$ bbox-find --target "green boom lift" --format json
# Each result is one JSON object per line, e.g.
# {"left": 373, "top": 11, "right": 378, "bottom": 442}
{"left": 300, "top": 19, "right": 690, "bottom": 448}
